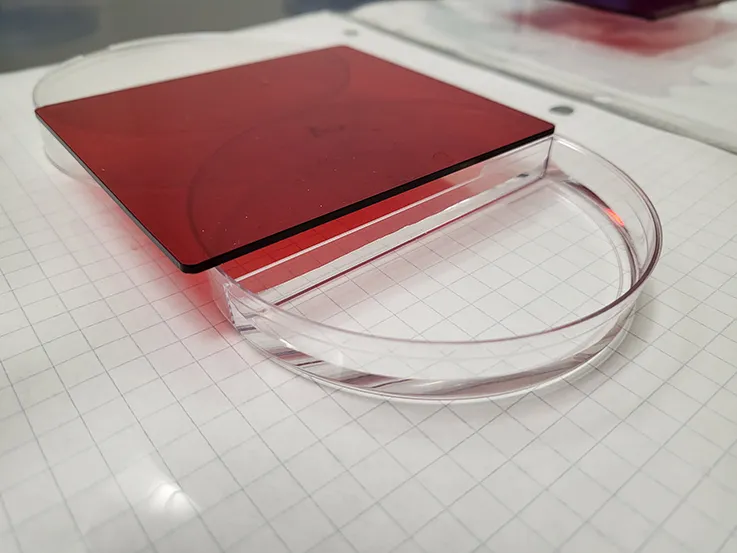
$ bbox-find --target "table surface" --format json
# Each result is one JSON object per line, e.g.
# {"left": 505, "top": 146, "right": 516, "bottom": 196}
{"left": 0, "top": 11, "right": 737, "bottom": 553}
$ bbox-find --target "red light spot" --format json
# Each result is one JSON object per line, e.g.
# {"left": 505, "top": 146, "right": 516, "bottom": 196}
{"left": 605, "top": 208, "right": 625, "bottom": 227}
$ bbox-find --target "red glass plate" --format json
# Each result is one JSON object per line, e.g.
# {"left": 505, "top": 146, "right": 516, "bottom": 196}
{"left": 37, "top": 46, "right": 553, "bottom": 273}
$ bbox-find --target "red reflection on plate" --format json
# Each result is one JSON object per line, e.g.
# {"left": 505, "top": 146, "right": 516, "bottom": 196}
{"left": 224, "top": 162, "right": 489, "bottom": 293}
{"left": 605, "top": 208, "right": 626, "bottom": 227}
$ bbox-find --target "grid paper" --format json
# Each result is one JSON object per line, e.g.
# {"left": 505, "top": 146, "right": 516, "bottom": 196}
{"left": 1, "top": 12, "right": 737, "bottom": 553}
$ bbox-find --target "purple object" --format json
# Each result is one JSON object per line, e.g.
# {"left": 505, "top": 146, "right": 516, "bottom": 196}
{"left": 564, "top": 0, "right": 726, "bottom": 18}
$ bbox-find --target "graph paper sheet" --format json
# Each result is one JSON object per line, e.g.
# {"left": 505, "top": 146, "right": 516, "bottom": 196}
{"left": 0, "top": 12, "right": 736, "bottom": 553}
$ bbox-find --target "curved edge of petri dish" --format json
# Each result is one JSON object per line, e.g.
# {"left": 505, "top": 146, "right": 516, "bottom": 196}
{"left": 212, "top": 137, "right": 663, "bottom": 401}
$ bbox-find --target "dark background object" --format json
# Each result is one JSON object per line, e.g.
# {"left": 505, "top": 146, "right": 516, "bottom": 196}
{"left": 0, "top": 0, "right": 374, "bottom": 72}
{"left": 563, "top": 0, "right": 727, "bottom": 19}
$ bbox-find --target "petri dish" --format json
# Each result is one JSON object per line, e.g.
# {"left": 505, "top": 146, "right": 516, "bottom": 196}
{"left": 33, "top": 32, "right": 662, "bottom": 401}
{"left": 211, "top": 135, "right": 662, "bottom": 400}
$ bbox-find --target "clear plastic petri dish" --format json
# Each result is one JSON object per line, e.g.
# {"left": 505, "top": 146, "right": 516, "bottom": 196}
{"left": 33, "top": 32, "right": 662, "bottom": 401}
{"left": 211, "top": 136, "right": 662, "bottom": 401}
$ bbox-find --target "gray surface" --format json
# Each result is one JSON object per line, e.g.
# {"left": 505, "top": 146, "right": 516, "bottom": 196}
{"left": 0, "top": 0, "right": 373, "bottom": 71}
